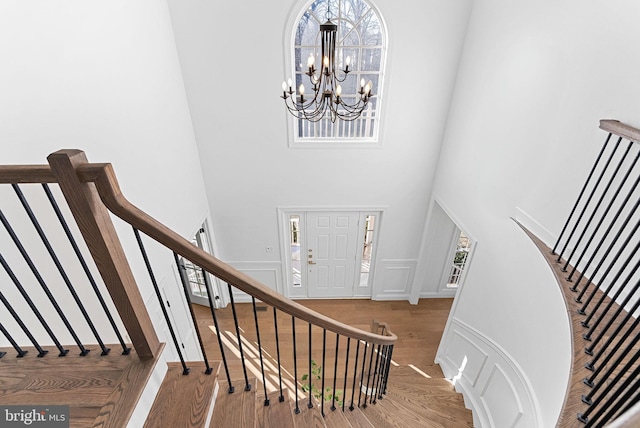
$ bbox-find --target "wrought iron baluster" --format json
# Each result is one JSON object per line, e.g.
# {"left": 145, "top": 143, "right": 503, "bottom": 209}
{"left": 227, "top": 282, "right": 251, "bottom": 390}
{"left": 342, "top": 337, "right": 350, "bottom": 412}
{"left": 133, "top": 229, "right": 188, "bottom": 372}
{"left": 321, "top": 328, "right": 326, "bottom": 417}
{"left": 1, "top": 209, "right": 79, "bottom": 356}
{"left": 562, "top": 139, "right": 633, "bottom": 272}
{"left": 0, "top": 321, "right": 27, "bottom": 357}
{"left": 585, "top": 324, "right": 640, "bottom": 385}
{"left": 584, "top": 273, "right": 640, "bottom": 346}
{"left": 556, "top": 136, "right": 622, "bottom": 264}
{"left": 562, "top": 141, "right": 633, "bottom": 272}
{"left": 358, "top": 342, "right": 368, "bottom": 408}
{"left": 370, "top": 344, "right": 381, "bottom": 404}
{"left": 13, "top": 184, "right": 95, "bottom": 356}
{"left": 0, "top": 289, "right": 46, "bottom": 357}
{"left": 585, "top": 375, "right": 640, "bottom": 428}
{"left": 381, "top": 345, "right": 394, "bottom": 395}
{"left": 252, "top": 297, "right": 269, "bottom": 406}
{"left": 553, "top": 133, "right": 613, "bottom": 255}
{"left": 202, "top": 269, "right": 233, "bottom": 392}
{"left": 0, "top": 238, "right": 67, "bottom": 356}
{"left": 363, "top": 343, "right": 376, "bottom": 408}
{"left": 331, "top": 333, "right": 339, "bottom": 411}
{"left": 573, "top": 202, "right": 640, "bottom": 298}
{"left": 43, "top": 183, "right": 128, "bottom": 355}
{"left": 308, "top": 322, "right": 313, "bottom": 409}
{"left": 273, "top": 307, "right": 284, "bottom": 402}
{"left": 567, "top": 147, "right": 640, "bottom": 282}
{"left": 292, "top": 316, "right": 300, "bottom": 414}
{"left": 349, "top": 341, "right": 360, "bottom": 411}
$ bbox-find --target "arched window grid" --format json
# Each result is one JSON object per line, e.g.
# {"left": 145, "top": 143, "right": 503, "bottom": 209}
{"left": 287, "top": 0, "right": 386, "bottom": 146}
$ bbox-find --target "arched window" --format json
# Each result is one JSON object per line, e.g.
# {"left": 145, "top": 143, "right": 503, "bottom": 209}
{"left": 287, "top": 0, "right": 386, "bottom": 145}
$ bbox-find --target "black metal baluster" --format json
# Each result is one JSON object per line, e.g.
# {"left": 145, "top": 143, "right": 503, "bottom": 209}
{"left": 578, "top": 229, "right": 640, "bottom": 312}
{"left": 273, "top": 308, "right": 284, "bottom": 402}
{"left": 1, "top": 210, "right": 79, "bottom": 356}
{"left": 556, "top": 136, "right": 621, "bottom": 263}
{"left": 321, "top": 328, "right": 326, "bottom": 416}
{"left": 44, "top": 183, "right": 128, "bottom": 355}
{"left": 0, "top": 289, "right": 46, "bottom": 357}
{"left": 308, "top": 322, "right": 313, "bottom": 408}
{"left": 587, "top": 283, "right": 640, "bottom": 362}
{"left": 370, "top": 344, "right": 381, "bottom": 404}
{"left": 581, "top": 346, "right": 640, "bottom": 407}
{"left": 349, "top": 341, "right": 360, "bottom": 411}
{"left": 381, "top": 345, "right": 394, "bottom": 395}
{"left": 252, "top": 297, "right": 269, "bottom": 406}
{"left": 13, "top": 184, "right": 95, "bottom": 356}
{"left": 0, "top": 322, "right": 27, "bottom": 357}
{"left": 581, "top": 250, "right": 640, "bottom": 331}
{"left": 573, "top": 200, "right": 640, "bottom": 297}
{"left": 227, "top": 283, "right": 251, "bottom": 391}
{"left": 375, "top": 345, "right": 387, "bottom": 401}
{"left": 292, "top": 316, "right": 300, "bottom": 414}
{"left": 579, "top": 351, "right": 640, "bottom": 424}
{"left": 553, "top": 133, "right": 613, "bottom": 255}
{"left": 585, "top": 375, "right": 640, "bottom": 428}
{"left": 0, "top": 251, "right": 67, "bottom": 356}
{"left": 331, "top": 333, "right": 339, "bottom": 411}
{"left": 585, "top": 324, "right": 640, "bottom": 384}
{"left": 362, "top": 343, "right": 376, "bottom": 408}
{"left": 173, "top": 253, "right": 213, "bottom": 374}
{"left": 358, "top": 342, "right": 368, "bottom": 408}
{"left": 342, "top": 337, "right": 350, "bottom": 412}
{"left": 609, "top": 388, "right": 640, "bottom": 423}
{"left": 561, "top": 139, "right": 632, "bottom": 272}
{"left": 201, "top": 270, "right": 233, "bottom": 392}
{"left": 584, "top": 272, "right": 640, "bottom": 346}
{"left": 566, "top": 147, "right": 640, "bottom": 282}
{"left": 133, "top": 229, "right": 188, "bottom": 372}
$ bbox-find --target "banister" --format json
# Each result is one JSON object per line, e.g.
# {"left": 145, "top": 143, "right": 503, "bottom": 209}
{"left": 0, "top": 153, "right": 397, "bottom": 345}
{"left": 600, "top": 119, "right": 640, "bottom": 143}
{"left": 71, "top": 155, "right": 397, "bottom": 346}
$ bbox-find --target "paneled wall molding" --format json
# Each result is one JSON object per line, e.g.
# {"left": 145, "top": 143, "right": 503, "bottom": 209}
{"left": 225, "top": 261, "right": 283, "bottom": 303}
{"left": 437, "top": 317, "right": 542, "bottom": 428}
{"left": 373, "top": 259, "right": 417, "bottom": 300}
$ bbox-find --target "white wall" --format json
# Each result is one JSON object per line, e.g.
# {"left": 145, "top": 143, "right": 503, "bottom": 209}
{"left": 434, "top": 0, "right": 640, "bottom": 426}
{"left": 0, "top": 1, "right": 209, "bottom": 363}
{"left": 166, "top": 0, "right": 473, "bottom": 300}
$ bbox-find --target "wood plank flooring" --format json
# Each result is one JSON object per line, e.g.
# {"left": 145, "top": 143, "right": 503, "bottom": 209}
{"left": 0, "top": 344, "right": 160, "bottom": 428}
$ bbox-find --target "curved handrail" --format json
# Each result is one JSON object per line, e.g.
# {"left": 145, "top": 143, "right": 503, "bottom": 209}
{"left": 67, "top": 162, "right": 397, "bottom": 345}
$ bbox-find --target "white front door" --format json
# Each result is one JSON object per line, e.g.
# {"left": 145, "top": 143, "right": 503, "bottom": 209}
{"left": 306, "top": 211, "right": 360, "bottom": 298}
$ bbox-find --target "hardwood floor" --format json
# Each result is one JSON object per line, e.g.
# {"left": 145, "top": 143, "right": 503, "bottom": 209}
{"left": 192, "top": 298, "right": 454, "bottom": 402}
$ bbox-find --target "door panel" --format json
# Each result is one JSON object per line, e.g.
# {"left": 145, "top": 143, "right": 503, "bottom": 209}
{"left": 307, "top": 211, "right": 359, "bottom": 297}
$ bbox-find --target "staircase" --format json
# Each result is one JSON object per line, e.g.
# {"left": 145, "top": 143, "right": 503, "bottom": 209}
{"left": 0, "top": 150, "right": 472, "bottom": 427}
{"left": 143, "top": 363, "right": 472, "bottom": 427}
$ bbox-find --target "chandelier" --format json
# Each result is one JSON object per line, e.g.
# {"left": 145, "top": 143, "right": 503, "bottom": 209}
{"left": 281, "top": 18, "right": 373, "bottom": 123}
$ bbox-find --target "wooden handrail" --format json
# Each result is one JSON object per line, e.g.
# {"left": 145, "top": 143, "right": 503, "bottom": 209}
{"left": 600, "top": 119, "right": 640, "bottom": 143}
{"left": 0, "top": 150, "right": 396, "bottom": 346}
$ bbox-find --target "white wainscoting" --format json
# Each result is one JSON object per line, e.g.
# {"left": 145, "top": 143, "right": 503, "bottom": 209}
{"left": 225, "top": 261, "right": 283, "bottom": 303}
{"left": 372, "top": 259, "right": 417, "bottom": 300}
{"left": 437, "top": 318, "right": 541, "bottom": 428}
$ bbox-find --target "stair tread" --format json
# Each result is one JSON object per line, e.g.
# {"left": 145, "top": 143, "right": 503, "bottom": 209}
{"left": 322, "top": 404, "right": 353, "bottom": 427}
{"left": 210, "top": 378, "right": 257, "bottom": 428}
{"left": 343, "top": 406, "right": 375, "bottom": 428}
{"left": 256, "top": 390, "right": 295, "bottom": 428}
{"left": 384, "top": 390, "right": 473, "bottom": 426}
{"left": 359, "top": 396, "right": 432, "bottom": 428}
{"left": 143, "top": 361, "right": 219, "bottom": 428}
{"left": 291, "top": 397, "right": 326, "bottom": 428}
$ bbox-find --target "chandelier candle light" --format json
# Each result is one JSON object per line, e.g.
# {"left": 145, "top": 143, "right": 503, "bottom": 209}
{"left": 281, "top": 18, "right": 373, "bottom": 123}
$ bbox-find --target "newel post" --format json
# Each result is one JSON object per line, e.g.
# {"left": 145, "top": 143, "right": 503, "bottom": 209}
{"left": 48, "top": 149, "right": 160, "bottom": 360}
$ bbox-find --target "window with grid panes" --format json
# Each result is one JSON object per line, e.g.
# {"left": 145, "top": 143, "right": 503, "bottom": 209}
{"left": 290, "top": 0, "right": 386, "bottom": 144}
